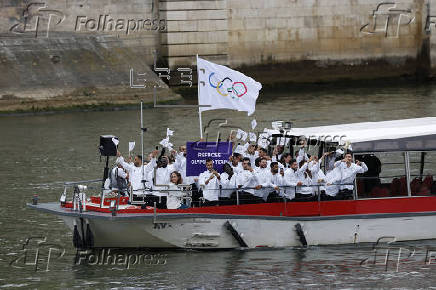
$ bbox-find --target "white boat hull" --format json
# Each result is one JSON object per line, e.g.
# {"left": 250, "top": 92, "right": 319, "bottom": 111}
{"left": 60, "top": 213, "right": 436, "bottom": 249}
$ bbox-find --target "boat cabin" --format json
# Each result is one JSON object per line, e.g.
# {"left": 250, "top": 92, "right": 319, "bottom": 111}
{"left": 268, "top": 117, "right": 436, "bottom": 199}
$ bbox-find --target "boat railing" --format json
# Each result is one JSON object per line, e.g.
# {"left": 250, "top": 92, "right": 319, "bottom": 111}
{"left": 60, "top": 179, "right": 103, "bottom": 212}
{"left": 128, "top": 183, "right": 356, "bottom": 206}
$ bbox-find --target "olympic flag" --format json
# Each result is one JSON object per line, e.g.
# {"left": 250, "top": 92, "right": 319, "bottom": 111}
{"left": 197, "top": 56, "right": 262, "bottom": 116}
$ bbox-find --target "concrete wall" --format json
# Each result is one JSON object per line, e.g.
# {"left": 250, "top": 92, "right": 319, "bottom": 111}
{"left": 159, "top": 0, "right": 229, "bottom": 67}
{"left": 0, "top": 0, "right": 178, "bottom": 111}
{"left": 1, "top": 0, "right": 435, "bottom": 111}
{"left": 160, "top": 0, "right": 433, "bottom": 83}
{"left": 430, "top": 0, "right": 436, "bottom": 75}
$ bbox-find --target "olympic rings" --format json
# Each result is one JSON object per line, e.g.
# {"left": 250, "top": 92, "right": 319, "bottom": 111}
{"left": 208, "top": 72, "right": 247, "bottom": 98}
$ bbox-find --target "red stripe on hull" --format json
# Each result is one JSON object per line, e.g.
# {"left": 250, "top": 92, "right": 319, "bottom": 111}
{"left": 63, "top": 196, "right": 436, "bottom": 217}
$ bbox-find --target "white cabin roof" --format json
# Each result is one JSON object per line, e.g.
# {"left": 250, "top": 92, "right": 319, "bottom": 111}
{"left": 288, "top": 117, "right": 436, "bottom": 144}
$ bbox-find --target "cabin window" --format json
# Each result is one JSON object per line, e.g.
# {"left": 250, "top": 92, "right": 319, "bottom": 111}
{"left": 408, "top": 152, "right": 436, "bottom": 196}
{"left": 355, "top": 152, "right": 408, "bottom": 198}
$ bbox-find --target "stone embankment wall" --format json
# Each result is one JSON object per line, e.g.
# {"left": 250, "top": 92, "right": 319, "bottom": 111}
{"left": 0, "top": 0, "right": 178, "bottom": 111}
{"left": 430, "top": 0, "right": 436, "bottom": 75}
{"left": 0, "top": 0, "right": 435, "bottom": 111}
{"left": 160, "top": 0, "right": 434, "bottom": 83}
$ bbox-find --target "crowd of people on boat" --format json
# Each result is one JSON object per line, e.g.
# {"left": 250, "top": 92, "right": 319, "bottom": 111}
{"left": 105, "top": 142, "right": 368, "bottom": 209}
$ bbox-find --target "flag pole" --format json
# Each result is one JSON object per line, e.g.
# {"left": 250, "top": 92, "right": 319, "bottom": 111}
{"left": 198, "top": 108, "right": 203, "bottom": 139}
{"left": 140, "top": 101, "right": 144, "bottom": 188}
{"left": 197, "top": 54, "right": 203, "bottom": 139}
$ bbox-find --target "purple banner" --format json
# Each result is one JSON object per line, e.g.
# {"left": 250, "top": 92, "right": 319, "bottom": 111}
{"left": 186, "top": 142, "right": 233, "bottom": 177}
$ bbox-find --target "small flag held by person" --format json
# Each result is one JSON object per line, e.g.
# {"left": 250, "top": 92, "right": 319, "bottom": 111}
{"left": 128, "top": 142, "right": 135, "bottom": 152}
{"left": 251, "top": 119, "right": 257, "bottom": 130}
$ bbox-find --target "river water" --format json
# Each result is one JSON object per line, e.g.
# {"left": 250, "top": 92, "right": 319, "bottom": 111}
{"left": 1, "top": 82, "right": 436, "bottom": 288}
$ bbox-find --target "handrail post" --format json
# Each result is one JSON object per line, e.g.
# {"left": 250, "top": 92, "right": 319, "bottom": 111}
{"left": 236, "top": 190, "right": 240, "bottom": 205}
{"left": 318, "top": 184, "right": 321, "bottom": 202}
{"left": 153, "top": 202, "right": 157, "bottom": 223}
{"left": 404, "top": 151, "right": 412, "bottom": 196}
{"left": 100, "top": 187, "right": 105, "bottom": 208}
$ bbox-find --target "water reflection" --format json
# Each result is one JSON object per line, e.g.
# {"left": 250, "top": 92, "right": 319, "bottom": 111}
{"left": 1, "top": 82, "right": 436, "bottom": 287}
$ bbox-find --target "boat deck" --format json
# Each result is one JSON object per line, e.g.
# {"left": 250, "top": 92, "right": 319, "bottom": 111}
{"left": 27, "top": 196, "right": 436, "bottom": 221}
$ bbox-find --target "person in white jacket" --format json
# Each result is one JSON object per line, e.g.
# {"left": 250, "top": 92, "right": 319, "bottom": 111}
{"left": 116, "top": 150, "right": 158, "bottom": 195}
{"left": 264, "top": 162, "right": 285, "bottom": 202}
{"left": 198, "top": 158, "right": 221, "bottom": 205}
{"left": 254, "top": 157, "right": 272, "bottom": 200}
{"left": 228, "top": 152, "right": 243, "bottom": 174}
{"left": 244, "top": 144, "right": 259, "bottom": 168}
{"left": 236, "top": 157, "right": 263, "bottom": 204}
{"left": 219, "top": 163, "right": 238, "bottom": 205}
{"left": 331, "top": 153, "right": 368, "bottom": 199}
{"left": 172, "top": 146, "right": 195, "bottom": 184}
{"left": 283, "top": 158, "right": 307, "bottom": 200}
{"left": 166, "top": 171, "right": 189, "bottom": 210}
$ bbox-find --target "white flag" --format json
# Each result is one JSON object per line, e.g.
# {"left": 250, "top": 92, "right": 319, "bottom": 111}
{"left": 159, "top": 137, "right": 169, "bottom": 147}
{"left": 257, "top": 132, "right": 269, "bottom": 149}
{"left": 112, "top": 137, "right": 119, "bottom": 146}
{"left": 249, "top": 132, "right": 257, "bottom": 142}
{"left": 197, "top": 56, "right": 262, "bottom": 116}
{"left": 251, "top": 119, "right": 257, "bottom": 130}
{"left": 167, "top": 128, "right": 174, "bottom": 136}
{"left": 128, "top": 142, "right": 135, "bottom": 152}
{"left": 234, "top": 144, "right": 246, "bottom": 154}
{"left": 241, "top": 131, "right": 248, "bottom": 141}
{"left": 236, "top": 128, "right": 244, "bottom": 140}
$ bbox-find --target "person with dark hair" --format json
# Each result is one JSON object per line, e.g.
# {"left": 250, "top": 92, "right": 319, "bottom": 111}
{"left": 296, "top": 142, "right": 309, "bottom": 165}
{"left": 280, "top": 153, "right": 292, "bottom": 169}
{"left": 325, "top": 148, "right": 344, "bottom": 172}
{"left": 166, "top": 171, "right": 189, "bottom": 209}
{"left": 264, "top": 161, "right": 286, "bottom": 202}
{"left": 228, "top": 152, "right": 243, "bottom": 174}
{"left": 258, "top": 147, "right": 270, "bottom": 160}
{"left": 254, "top": 156, "right": 262, "bottom": 168}
{"left": 332, "top": 153, "right": 368, "bottom": 200}
{"left": 283, "top": 158, "right": 307, "bottom": 200}
{"left": 254, "top": 157, "right": 272, "bottom": 199}
{"left": 108, "top": 159, "right": 129, "bottom": 196}
{"left": 199, "top": 159, "right": 220, "bottom": 206}
{"left": 219, "top": 163, "right": 238, "bottom": 205}
{"left": 256, "top": 147, "right": 271, "bottom": 168}
{"left": 272, "top": 145, "right": 284, "bottom": 163}
{"left": 244, "top": 144, "right": 259, "bottom": 167}
{"left": 116, "top": 149, "right": 159, "bottom": 197}
{"left": 234, "top": 158, "right": 263, "bottom": 204}
{"left": 150, "top": 153, "right": 178, "bottom": 209}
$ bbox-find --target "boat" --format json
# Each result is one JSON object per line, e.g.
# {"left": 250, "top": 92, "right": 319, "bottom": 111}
{"left": 28, "top": 117, "right": 436, "bottom": 249}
